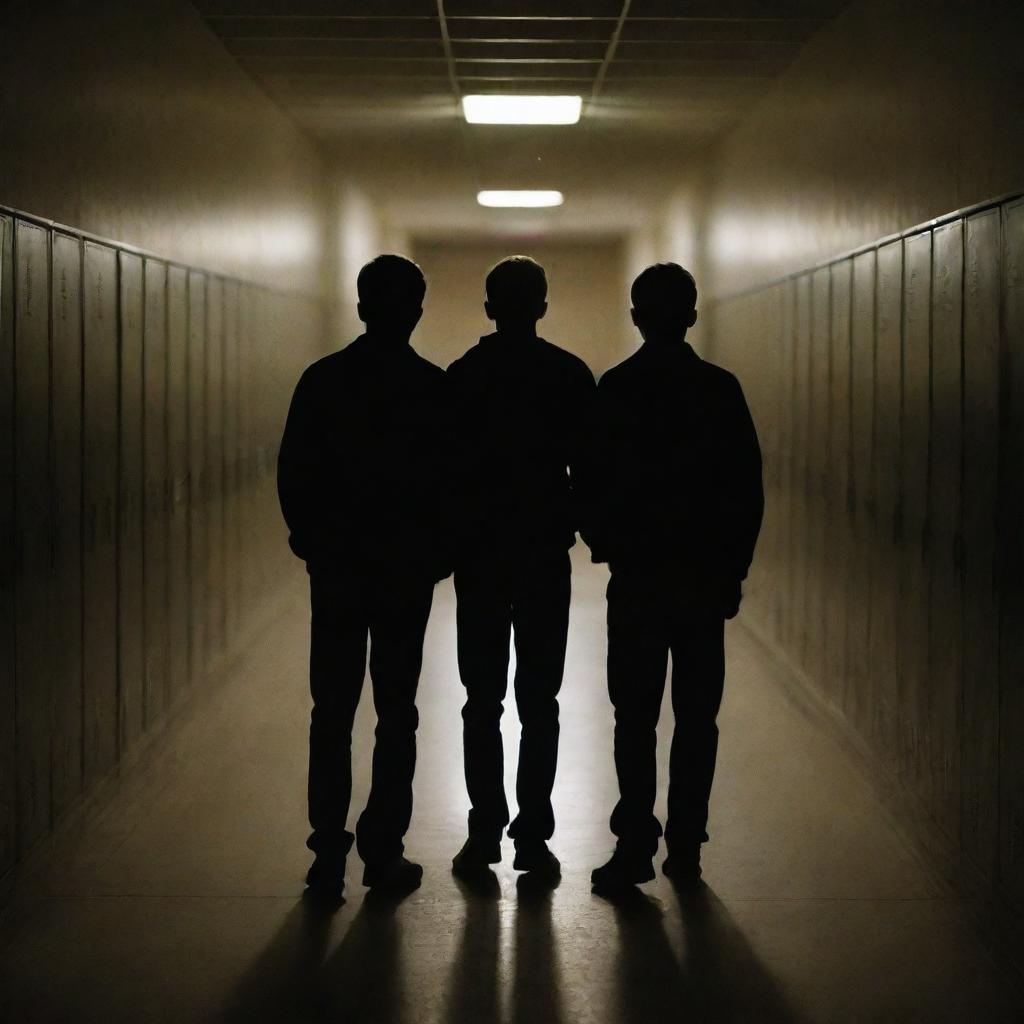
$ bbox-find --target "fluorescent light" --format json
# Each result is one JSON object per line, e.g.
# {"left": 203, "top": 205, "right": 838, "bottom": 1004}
{"left": 462, "top": 95, "right": 582, "bottom": 125}
{"left": 477, "top": 190, "right": 564, "bottom": 209}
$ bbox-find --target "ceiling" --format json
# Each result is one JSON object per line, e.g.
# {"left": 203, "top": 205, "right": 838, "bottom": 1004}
{"left": 196, "top": 1, "right": 851, "bottom": 236}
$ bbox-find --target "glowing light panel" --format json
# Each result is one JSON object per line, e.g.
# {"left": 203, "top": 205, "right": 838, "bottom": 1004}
{"left": 477, "top": 190, "right": 564, "bottom": 209}
{"left": 462, "top": 95, "right": 582, "bottom": 125}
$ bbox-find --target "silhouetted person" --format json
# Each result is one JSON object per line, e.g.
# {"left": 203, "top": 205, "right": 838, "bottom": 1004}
{"left": 586, "top": 263, "right": 763, "bottom": 893}
{"left": 447, "top": 256, "right": 596, "bottom": 881}
{"left": 277, "top": 254, "right": 452, "bottom": 901}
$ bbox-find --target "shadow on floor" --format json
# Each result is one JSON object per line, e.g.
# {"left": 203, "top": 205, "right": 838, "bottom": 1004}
{"left": 609, "top": 883, "right": 802, "bottom": 1024}
{"left": 222, "top": 889, "right": 407, "bottom": 1023}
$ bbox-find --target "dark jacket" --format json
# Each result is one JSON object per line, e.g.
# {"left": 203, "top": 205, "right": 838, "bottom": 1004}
{"left": 277, "top": 333, "right": 453, "bottom": 582}
{"left": 446, "top": 331, "right": 597, "bottom": 564}
{"left": 583, "top": 339, "right": 763, "bottom": 589}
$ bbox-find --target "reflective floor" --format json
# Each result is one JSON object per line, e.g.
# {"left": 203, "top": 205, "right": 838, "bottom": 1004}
{"left": 1, "top": 550, "right": 1021, "bottom": 1022}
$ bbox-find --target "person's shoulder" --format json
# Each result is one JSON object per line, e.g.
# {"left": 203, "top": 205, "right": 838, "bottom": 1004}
{"left": 446, "top": 339, "right": 485, "bottom": 376}
{"left": 694, "top": 353, "right": 742, "bottom": 392}
{"left": 297, "top": 344, "right": 352, "bottom": 385}
{"left": 596, "top": 348, "right": 644, "bottom": 390}
{"left": 408, "top": 346, "right": 445, "bottom": 379}
{"left": 536, "top": 338, "right": 595, "bottom": 382}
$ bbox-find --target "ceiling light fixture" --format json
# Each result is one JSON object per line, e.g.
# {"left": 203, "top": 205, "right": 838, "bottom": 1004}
{"left": 477, "top": 190, "right": 564, "bottom": 209}
{"left": 462, "top": 95, "right": 582, "bottom": 125}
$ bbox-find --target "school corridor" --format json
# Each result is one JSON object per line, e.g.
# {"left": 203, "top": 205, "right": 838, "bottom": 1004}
{"left": 1, "top": 2, "right": 1024, "bottom": 1021}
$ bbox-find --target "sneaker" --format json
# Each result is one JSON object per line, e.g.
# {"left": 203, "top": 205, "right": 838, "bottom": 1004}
{"left": 512, "top": 841, "right": 561, "bottom": 881}
{"left": 304, "top": 854, "right": 346, "bottom": 904}
{"left": 361, "top": 855, "right": 423, "bottom": 892}
{"left": 452, "top": 836, "right": 502, "bottom": 878}
{"left": 590, "top": 849, "right": 655, "bottom": 894}
{"left": 663, "top": 850, "right": 702, "bottom": 886}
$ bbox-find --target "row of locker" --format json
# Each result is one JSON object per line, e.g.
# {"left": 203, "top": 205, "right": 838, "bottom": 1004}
{"left": 712, "top": 195, "right": 1024, "bottom": 909}
{"left": 0, "top": 212, "right": 326, "bottom": 877}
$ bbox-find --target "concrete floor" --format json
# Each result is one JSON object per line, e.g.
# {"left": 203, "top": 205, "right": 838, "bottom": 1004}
{"left": 1, "top": 551, "right": 1021, "bottom": 1023}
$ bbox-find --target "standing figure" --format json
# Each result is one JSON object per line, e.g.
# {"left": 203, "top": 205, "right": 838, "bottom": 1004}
{"left": 278, "top": 255, "right": 452, "bottom": 901}
{"left": 586, "top": 263, "right": 763, "bottom": 893}
{"left": 447, "top": 256, "right": 596, "bottom": 881}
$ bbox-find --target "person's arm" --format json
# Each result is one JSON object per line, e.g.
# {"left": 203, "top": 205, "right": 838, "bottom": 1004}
{"left": 566, "top": 359, "right": 599, "bottom": 548}
{"left": 276, "top": 366, "right": 322, "bottom": 561}
{"left": 578, "top": 374, "right": 615, "bottom": 564}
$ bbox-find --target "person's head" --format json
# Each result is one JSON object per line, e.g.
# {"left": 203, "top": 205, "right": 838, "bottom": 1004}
{"left": 630, "top": 262, "right": 698, "bottom": 342}
{"left": 357, "top": 254, "right": 426, "bottom": 337}
{"left": 484, "top": 255, "right": 547, "bottom": 329}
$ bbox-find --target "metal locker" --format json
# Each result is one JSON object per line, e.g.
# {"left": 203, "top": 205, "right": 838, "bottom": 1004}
{"left": 222, "top": 280, "right": 240, "bottom": 646}
{"left": 205, "top": 277, "right": 225, "bottom": 660}
{"left": 143, "top": 258, "right": 168, "bottom": 728}
{"left": 14, "top": 219, "right": 53, "bottom": 851}
{"left": 827, "top": 259, "right": 852, "bottom": 706}
{"left": 776, "top": 279, "right": 795, "bottom": 649}
{"left": 166, "top": 265, "right": 189, "bottom": 707}
{"left": 791, "top": 273, "right": 811, "bottom": 674}
{"left": 50, "top": 231, "right": 84, "bottom": 820}
{"left": 118, "top": 252, "right": 145, "bottom": 753}
{"left": 961, "top": 208, "right": 1000, "bottom": 876}
{"left": 900, "top": 229, "right": 932, "bottom": 799}
{"left": 187, "top": 270, "right": 207, "bottom": 686}
{"left": 0, "top": 215, "right": 16, "bottom": 872}
{"left": 870, "top": 239, "right": 903, "bottom": 772}
{"left": 928, "top": 218, "right": 964, "bottom": 839}
{"left": 82, "top": 241, "right": 119, "bottom": 784}
{"left": 999, "top": 197, "right": 1024, "bottom": 907}
{"left": 848, "top": 250, "right": 876, "bottom": 738}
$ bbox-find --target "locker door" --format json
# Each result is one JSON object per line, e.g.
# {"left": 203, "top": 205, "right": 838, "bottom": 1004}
{"left": 50, "top": 231, "right": 83, "bottom": 820}
{"left": 83, "top": 241, "right": 119, "bottom": 784}
{"left": 187, "top": 271, "right": 207, "bottom": 685}
{"left": 0, "top": 216, "right": 15, "bottom": 872}
{"left": 14, "top": 219, "right": 53, "bottom": 851}
{"left": 222, "top": 280, "right": 239, "bottom": 646}
{"left": 1000, "top": 197, "right": 1024, "bottom": 906}
{"left": 118, "top": 252, "right": 145, "bottom": 753}
{"left": 871, "top": 239, "right": 903, "bottom": 772}
{"left": 166, "top": 266, "right": 189, "bottom": 706}
{"left": 205, "top": 277, "right": 225, "bottom": 660}
{"left": 929, "top": 219, "right": 964, "bottom": 838}
{"left": 848, "top": 250, "right": 876, "bottom": 738}
{"left": 791, "top": 274, "right": 811, "bottom": 672}
{"left": 776, "top": 279, "right": 795, "bottom": 649}
{"left": 143, "top": 259, "right": 168, "bottom": 727}
{"left": 961, "top": 209, "right": 1000, "bottom": 875}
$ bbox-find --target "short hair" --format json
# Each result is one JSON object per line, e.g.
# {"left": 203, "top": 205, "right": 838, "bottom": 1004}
{"left": 630, "top": 263, "right": 698, "bottom": 318}
{"left": 357, "top": 254, "right": 426, "bottom": 312}
{"left": 485, "top": 255, "right": 547, "bottom": 316}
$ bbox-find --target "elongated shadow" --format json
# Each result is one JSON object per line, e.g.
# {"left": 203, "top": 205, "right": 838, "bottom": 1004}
{"left": 442, "top": 871, "right": 502, "bottom": 1024}
{"left": 511, "top": 874, "right": 564, "bottom": 1024}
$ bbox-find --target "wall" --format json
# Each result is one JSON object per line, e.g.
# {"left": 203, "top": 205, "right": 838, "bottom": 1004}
{"left": 701, "top": 0, "right": 1024, "bottom": 915}
{"left": 411, "top": 238, "right": 628, "bottom": 376}
{"left": 0, "top": 2, "right": 330, "bottom": 881}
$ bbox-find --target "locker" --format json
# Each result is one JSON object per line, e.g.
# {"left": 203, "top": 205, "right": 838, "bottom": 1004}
{"left": 900, "top": 230, "right": 932, "bottom": 798}
{"left": 0, "top": 216, "right": 15, "bottom": 872}
{"left": 791, "top": 274, "right": 811, "bottom": 672}
{"left": 807, "top": 267, "right": 831, "bottom": 689}
{"left": 82, "top": 241, "right": 119, "bottom": 784}
{"left": 187, "top": 271, "right": 207, "bottom": 686}
{"left": 206, "top": 277, "right": 225, "bottom": 659}
{"left": 50, "top": 231, "right": 83, "bottom": 819}
{"left": 166, "top": 265, "right": 189, "bottom": 707}
{"left": 870, "top": 239, "right": 903, "bottom": 773}
{"left": 118, "top": 252, "right": 145, "bottom": 753}
{"left": 847, "top": 250, "right": 875, "bottom": 735}
{"left": 776, "top": 279, "right": 795, "bottom": 648}
{"left": 961, "top": 209, "right": 1000, "bottom": 875}
{"left": 14, "top": 219, "right": 53, "bottom": 850}
{"left": 1000, "top": 197, "right": 1024, "bottom": 905}
{"left": 143, "top": 258, "right": 168, "bottom": 727}
{"left": 827, "top": 260, "right": 852, "bottom": 705}
{"left": 223, "top": 280, "right": 240, "bottom": 646}
{"left": 238, "top": 284, "right": 255, "bottom": 622}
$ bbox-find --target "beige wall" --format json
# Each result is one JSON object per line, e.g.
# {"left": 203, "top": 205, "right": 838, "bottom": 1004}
{"left": 0, "top": 0, "right": 327, "bottom": 296}
{"left": 704, "top": 0, "right": 1024, "bottom": 299}
{"left": 410, "top": 238, "right": 629, "bottom": 377}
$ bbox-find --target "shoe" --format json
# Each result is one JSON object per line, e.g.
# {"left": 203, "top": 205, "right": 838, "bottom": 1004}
{"left": 663, "top": 850, "right": 702, "bottom": 886}
{"left": 304, "top": 854, "right": 346, "bottom": 904}
{"left": 512, "top": 841, "right": 561, "bottom": 881}
{"left": 590, "top": 849, "right": 655, "bottom": 894}
{"left": 361, "top": 855, "right": 423, "bottom": 892}
{"left": 452, "top": 836, "right": 502, "bottom": 878}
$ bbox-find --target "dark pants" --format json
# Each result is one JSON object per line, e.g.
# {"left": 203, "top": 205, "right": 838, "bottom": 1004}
{"left": 306, "top": 567, "right": 434, "bottom": 866}
{"left": 606, "top": 570, "right": 726, "bottom": 858}
{"left": 454, "top": 551, "right": 571, "bottom": 845}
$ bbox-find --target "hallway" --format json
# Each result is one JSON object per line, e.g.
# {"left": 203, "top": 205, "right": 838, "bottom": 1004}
{"left": 1, "top": 551, "right": 1019, "bottom": 1023}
